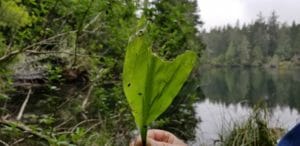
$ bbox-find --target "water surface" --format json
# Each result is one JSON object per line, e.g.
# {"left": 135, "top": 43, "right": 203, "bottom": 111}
{"left": 191, "top": 67, "right": 300, "bottom": 145}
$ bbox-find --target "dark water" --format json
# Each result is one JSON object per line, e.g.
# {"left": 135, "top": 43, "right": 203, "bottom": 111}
{"left": 190, "top": 67, "right": 300, "bottom": 145}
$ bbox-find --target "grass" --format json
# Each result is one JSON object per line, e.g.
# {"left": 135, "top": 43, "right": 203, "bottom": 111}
{"left": 220, "top": 102, "right": 285, "bottom": 146}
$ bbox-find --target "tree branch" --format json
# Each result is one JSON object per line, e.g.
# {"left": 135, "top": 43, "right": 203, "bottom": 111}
{"left": 81, "top": 84, "right": 94, "bottom": 110}
{"left": 0, "top": 31, "right": 75, "bottom": 63}
{"left": 16, "top": 88, "right": 32, "bottom": 120}
{"left": 0, "top": 139, "right": 9, "bottom": 146}
{"left": 0, "top": 50, "right": 20, "bottom": 62}
{"left": 0, "top": 120, "right": 54, "bottom": 143}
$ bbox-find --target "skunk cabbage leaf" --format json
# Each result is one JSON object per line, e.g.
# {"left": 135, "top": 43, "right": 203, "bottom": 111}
{"left": 123, "top": 25, "right": 196, "bottom": 144}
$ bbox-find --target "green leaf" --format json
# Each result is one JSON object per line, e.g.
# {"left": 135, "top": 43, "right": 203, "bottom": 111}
{"left": 0, "top": 93, "right": 9, "bottom": 100}
{"left": 123, "top": 21, "right": 197, "bottom": 135}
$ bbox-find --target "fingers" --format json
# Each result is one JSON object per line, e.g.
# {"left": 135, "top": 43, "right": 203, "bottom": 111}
{"left": 130, "top": 129, "right": 187, "bottom": 146}
{"left": 148, "top": 129, "right": 176, "bottom": 143}
{"left": 148, "top": 129, "right": 186, "bottom": 145}
{"left": 148, "top": 139, "right": 174, "bottom": 146}
{"left": 130, "top": 137, "right": 173, "bottom": 146}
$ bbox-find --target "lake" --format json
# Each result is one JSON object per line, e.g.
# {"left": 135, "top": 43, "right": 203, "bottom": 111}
{"left": 190, "top": 67, "right": 300, "bottom": 146}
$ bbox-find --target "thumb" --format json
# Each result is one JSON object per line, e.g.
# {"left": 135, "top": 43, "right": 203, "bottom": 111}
{"left": 148, "top": 139, "right": 173, "bottom": 146}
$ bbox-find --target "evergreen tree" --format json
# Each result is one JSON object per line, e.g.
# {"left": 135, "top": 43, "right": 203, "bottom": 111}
{"left": 225, "top": 41, "right": 237, "bottom": 65}
{"left": 290, "top": 21, "right": 299, "bottom": 50}
{"left": 276, "top": 24, "right": 292, "bottom": 60}
{"left": 293, "top": 30, "right": 300, "bottom": 54}
{"left": 251, "top": 46, "right": 264, "bottom": 66}
{"left": 202, "top": 29, "right": 225, "bottom": 58}
{"left": 248, "top": 12, "right": 268, "bottom": 56}
{"left": 240, "top": 36, "right": 251, "bottom": 65}
{"left": 201, "top": 11, "right": 299, "bottom": 66}
{"left": 267, "top": 11, "right": 279, "bottom": 56}
{"left": 147, "top": 0, "right": 204, "bottom": 59}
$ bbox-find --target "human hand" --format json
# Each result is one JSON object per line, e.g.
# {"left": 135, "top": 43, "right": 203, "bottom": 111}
{"left": 130, "top": 129, "right": 187, "bottom": 146}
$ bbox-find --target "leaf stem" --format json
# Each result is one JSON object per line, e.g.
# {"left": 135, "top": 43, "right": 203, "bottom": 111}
{"left": 141, "top": 125, "right": 148, "bottom": 146}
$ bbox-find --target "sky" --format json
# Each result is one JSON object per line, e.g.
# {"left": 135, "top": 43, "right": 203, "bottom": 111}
{"left": 197, "top": 0, "right": 300, "bottom": 30}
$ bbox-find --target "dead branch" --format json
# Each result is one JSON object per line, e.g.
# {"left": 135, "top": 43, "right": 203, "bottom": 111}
{"left": 81, "top": 84, "right": 94, "bottom": 119}
{"left": 0, "top": 120, "right": 54, "bottom": 143}
{"left": 82, "top": 84, "right": 94, "bottom": 110}
{"left": 0, "top": 50, "right": 20, "bottom": 62}
{"left": 57, "top": 83, "right": 92, "bottom": 109}
{"left": 0, "top": 139, "right": 9, "bottom": 146}
{"left": 85, "top": 121, "right": 102, "bottom": 134}
{"left": 17, "top": 88, "right": 32, "bottom": 120}
{"left": 54, "top": 118, "right": 73, "bottom": 130}
{"left": 25, "top": 50, "right": 101, "bottom": 58}
{"left": 83, "top": 12, "right": 101, "bottom": 30}
{"left": 11, "top": 135, "right": 34, "bottom": 146}
{"left": 0, "top": 31, "right": 76, "bottom": 63}
{"left": 70, "top": 119, "right": 98, "bottom": 133}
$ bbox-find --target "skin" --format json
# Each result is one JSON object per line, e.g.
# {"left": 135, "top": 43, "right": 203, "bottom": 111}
{"left": 130, "top": 129, "right": 187, "bottom": 146}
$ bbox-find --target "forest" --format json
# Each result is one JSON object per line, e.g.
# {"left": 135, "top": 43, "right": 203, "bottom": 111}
{"left": 201, "top": 12, "right": 300, "bottom": 68}
{"left": 0, "top": 0, "right": 204, "bottom": 145}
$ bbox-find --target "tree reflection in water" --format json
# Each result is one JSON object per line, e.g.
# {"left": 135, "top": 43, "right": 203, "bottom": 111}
{"left": 191, "top": 67, "right": 300, "bottom": 145}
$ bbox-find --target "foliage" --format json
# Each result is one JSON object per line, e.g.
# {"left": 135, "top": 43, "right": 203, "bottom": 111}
{"left": 0, "top": 0, "right": 204, "bottom": 145}
{"left": 0, "top": 0, "right": 33, "bottom": 28}
{"left": 222, "top": 103, "right": 281, "bottom": 146}
{"left": 225, "top": 41, "right": 238, "bottom": 65}
{"left": 123, "top": 18, "right": 197, "bottom": 144}
{"left": 240, "top": 36, "right": 251, "bottom": 65}
{"left": 201, "top": 11, "right": 300, "bottom": 67}
{"left": 146, "top": 0, "right": 204, "bottom": 59}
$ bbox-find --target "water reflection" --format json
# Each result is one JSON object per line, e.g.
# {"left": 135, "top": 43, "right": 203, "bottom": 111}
{"left": 191, "top": 67, "right": 300, "bottom": 145}
{"left": 192, "top": 99, "right": 300, "bottom": 146}
{"left": 199, "top": 67, "right": 300, "bottom": 110}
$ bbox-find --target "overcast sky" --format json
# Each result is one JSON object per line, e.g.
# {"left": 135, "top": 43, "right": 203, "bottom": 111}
{"left": 197, "top": 0, "right": 300, "bottom": 30}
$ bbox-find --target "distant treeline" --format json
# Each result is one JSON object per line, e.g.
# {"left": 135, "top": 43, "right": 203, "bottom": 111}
{"left": 200, "top": 12, "right": 300, "bottom": 68}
